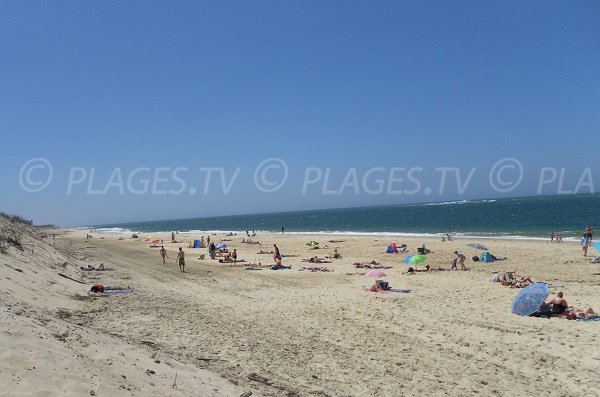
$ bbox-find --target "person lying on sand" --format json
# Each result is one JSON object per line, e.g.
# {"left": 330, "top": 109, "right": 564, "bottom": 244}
{"left": 414, "top": 265, "right": 431, "bottom": 272}
{"left": 80, "top": 263, "right": 107, "bottom": 271}
{"left": 219, "top": 257, "right": 246, "bottom": 263}
{"left": 90, "top": 284, "right": 130, "bottom": 293}
{"left": 257, "top": 250, "right": 274, "bottom": 255}
{"left": 303, "top": 257, "right": 332, "bottom": 264}
{"left": 509, "top": 277, "right": 534, "bottom": 288}
{"left": 271, "top": 264, "right": 291, "bottom": 270}
{"left": 354, "top": 260, "right": 382, "bottom": 268}
{"left": 298, "top": 266, "right": 332, "bottom": 272}
{"left": 568, "top": 307, "right": 599, "bottom": 320}
{"left": 369, "top": 280, "right": 391, "bottom": 292}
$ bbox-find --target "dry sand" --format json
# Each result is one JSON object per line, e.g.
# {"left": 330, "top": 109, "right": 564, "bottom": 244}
{"left": 2, "top": 226, "right": 600, "bottom": 396}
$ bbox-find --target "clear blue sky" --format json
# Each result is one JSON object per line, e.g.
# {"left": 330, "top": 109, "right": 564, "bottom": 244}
{"left": 1, "top": 1, "right": 599, "bottom": 226}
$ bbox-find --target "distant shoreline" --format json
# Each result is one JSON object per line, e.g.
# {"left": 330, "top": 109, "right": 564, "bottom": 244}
{"left": 66, "top": 227, "right": 580, "bottom": 243}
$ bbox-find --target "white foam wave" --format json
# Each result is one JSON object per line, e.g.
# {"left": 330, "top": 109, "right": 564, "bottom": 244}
{"left": 421, "top": 200, "right": 470, "bottom": 206}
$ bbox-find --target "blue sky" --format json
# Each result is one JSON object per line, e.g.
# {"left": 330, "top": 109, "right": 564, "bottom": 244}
{"left": 1, "top": 1, "right": 599, "bottom": 226}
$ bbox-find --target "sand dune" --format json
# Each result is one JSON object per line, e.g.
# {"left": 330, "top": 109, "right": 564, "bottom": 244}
{"left": 0, "top": 223, "right": 262, "bottom": 397}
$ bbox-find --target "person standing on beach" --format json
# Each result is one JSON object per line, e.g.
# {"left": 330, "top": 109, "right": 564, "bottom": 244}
{"left": 581, "top": 234, "right": 590, "bottom": 257}
{"left": 160, "top": 246, "right": 168, "bottom": 264}
{"left": 453, "top": 251, "right": 466, "bottom": 270}
{"left": 171, "top": 232, "right": 176, "bottom": 243}
{"left": 585, "top": 225, "right": 593, "bottom": 242}
{"left": 232, "top": 249, "right": 238, "bottom": 263}
{"left": 176, "top": 247, "right": 186, "bottom": 272}
{"left": 281, "top": 226, "right": 284, "bottom": 234}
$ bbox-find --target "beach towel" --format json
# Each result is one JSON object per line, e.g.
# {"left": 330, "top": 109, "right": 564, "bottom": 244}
{"left": 361, "top": 286, "right": 414, "bottom": 293}
{"left": 98, "top": 290, "right": 134, "bottom": 295}
{"left": 271, "top": 265, "right": 291, "bottom": 270}
{"left": 298, "top": 267, "right": 333, "bottom": 272}
{"left": 576, "top": 317, "right": 600, "bottom": 322}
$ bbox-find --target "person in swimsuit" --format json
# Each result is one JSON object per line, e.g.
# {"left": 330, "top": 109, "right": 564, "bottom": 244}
{"left": 160, "top": 246, "right": 168, "bottom": 263}
{"left": 232, "top": 249, "right": 238, "bottom": 263}
{"left": 176, "top": 247, "right": 185, "bottom": 272}
{"left": 368, "top": 280, "right": 390, "bottom": 292}
{"left": 547, "top": 292, "right": 568, "bottom": 314}
{"left": 273, "top": 244, "right": 282, "bottom": 267}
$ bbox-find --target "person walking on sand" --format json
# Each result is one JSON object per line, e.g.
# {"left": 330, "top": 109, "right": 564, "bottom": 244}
{"left": 581, "top": 234, "right": 590, "bottom": 257}
{"left": 281, "top": 226, "right": 285, "bottom": 234}
{"left": 232, "top": 248, "right": 238, "bottom": 263}
{"left": 160, "top": 246, "right": 168, "bottom": 264}
{"left": 176, "top": 247, "right": 186, "bottom": 272}
{"left": 585, "top": 225, "right": 593, "bottom": 242}
{"left": 171, "top": 232, "right": 176, "bottom": 243}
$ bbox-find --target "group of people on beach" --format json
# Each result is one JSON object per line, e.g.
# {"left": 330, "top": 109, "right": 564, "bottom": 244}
{"left": 534, "top": 292, "right": 598, "bottom": 320}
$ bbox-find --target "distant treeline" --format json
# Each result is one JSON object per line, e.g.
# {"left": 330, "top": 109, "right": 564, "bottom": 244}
{"left": 0, "top": 212, "right": 33, "bottom": 226}
{"left": 0, "top": 212, "right": 58, "bottom": 229}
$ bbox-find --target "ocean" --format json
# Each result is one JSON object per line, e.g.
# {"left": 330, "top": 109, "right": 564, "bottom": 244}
{"left": 85, "top": 194, "right": 599, "bottom": 240}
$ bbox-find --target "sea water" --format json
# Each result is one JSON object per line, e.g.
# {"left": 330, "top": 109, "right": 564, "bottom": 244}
{"left": 85, "top": 194, "right": 599, "bottom": 240}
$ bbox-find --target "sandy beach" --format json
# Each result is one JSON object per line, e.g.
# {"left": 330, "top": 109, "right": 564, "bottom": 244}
{"left": 2, "top": 226, "right": 600, "bottom": 397}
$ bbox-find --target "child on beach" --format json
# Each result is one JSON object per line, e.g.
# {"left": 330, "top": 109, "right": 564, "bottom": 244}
{"left": 160, "top": 246, "right": 168, "bottom": 263}
{"left": 581, "top": 234, "right": 590, "bottom": 257}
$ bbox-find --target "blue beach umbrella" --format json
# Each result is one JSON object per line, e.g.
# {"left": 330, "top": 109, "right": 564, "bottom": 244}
{"left": 403, "top": 255, "right": 426, "bottom": 265}
{"left": 511, "top": 283, "right": 549, "bottom": 316}
{"left": 215, "top": 243, "right": 227, "bottom": 249}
